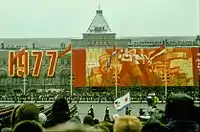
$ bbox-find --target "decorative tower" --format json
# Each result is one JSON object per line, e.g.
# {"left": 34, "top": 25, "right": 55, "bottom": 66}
{"left": 83, "top": 6, "right": 116, "bottom": 71}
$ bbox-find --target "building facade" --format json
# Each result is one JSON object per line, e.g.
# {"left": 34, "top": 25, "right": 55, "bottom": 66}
{"left": 0, "top": 8, "right": 199, "bottom": 92}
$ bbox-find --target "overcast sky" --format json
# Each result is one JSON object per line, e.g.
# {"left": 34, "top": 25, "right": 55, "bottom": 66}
{"left": 0, "top": 0, "right": 199, "bottom": 38}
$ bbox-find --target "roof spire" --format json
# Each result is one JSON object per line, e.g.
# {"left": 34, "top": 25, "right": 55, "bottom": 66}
{"left": 96, "top": 4, "right": 102, "bottom": 14}
{"left": 86, "top": 7, "right": 112, "bottom": 33}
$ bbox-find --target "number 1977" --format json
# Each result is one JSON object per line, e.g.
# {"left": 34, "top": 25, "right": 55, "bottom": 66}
{"left": 8, "top": 50, "right": 58, "bottom": 77}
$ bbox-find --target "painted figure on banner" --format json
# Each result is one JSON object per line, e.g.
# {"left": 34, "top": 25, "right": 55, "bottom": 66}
{"left": 86, "top": 48, "right": 117, "bottom": 87}
{"left": 118, "top": 48, "right": 136, "bottom": 86}
{"left": 136, "top": 49, "right": 152, "bottom": 85}
{"left": 100, "top": 49, "right": 115, "bottom": 87}
{"left": 129, "top": 49, "right": 143, "bottom": 85}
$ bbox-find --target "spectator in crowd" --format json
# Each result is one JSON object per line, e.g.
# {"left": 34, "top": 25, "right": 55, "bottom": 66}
{"left": 83, "top": 115, "right": 94, "bottom": 126}
{"left": 1, "top": 105, "right": 21, "bottom": 132}
{"left": 98, "top": 121, "right": 113, "bottom": 132}
{"left": 164, "top": 94, "right": 199, "bottom": 132}
{"left": 112, "top": 114, "right": 120, "bottom": 123}
{"left": 10, "top": 105, "right": 21, "bottom": 128}
{"left": 193, "top": 106, "right": 200, "bottom": 124}
{"left": 113, "top": 116, "right": 142, "bottom": 132}
{"left": 12, "top": 120, "right": 43, "bottom": 132}
{"left": 68, "top": 115, "right": 81, "bottom": 124}
{"left": 38, "top": 113, "right": 47, "bottom": 126}
{"left": 46, "top": 122, "right": 101, "bottom": 132}
{"left": 94, "top": 124, "right": 110, "bottom": 132}
{"left": 45, "top": 97, "right": 70, "bottom": 128}
{"left": 142, "top": 120, "right": 163, "bottom": 132}
{"left": 15, "top": 104, "right": 39, "bottom": 124}
{"left": 94, "top": 118, "right": 100, "bottom": 125}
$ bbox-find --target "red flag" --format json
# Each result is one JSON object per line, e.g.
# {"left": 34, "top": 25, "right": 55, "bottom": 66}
{"left": 107, "top": 45, "right": 117, "bottom": 68}
{"left": 11, "top": 48, "right": 26, "bottom": 64}
{"left": 58, "top": 44, "right": 72, "bottom": 58}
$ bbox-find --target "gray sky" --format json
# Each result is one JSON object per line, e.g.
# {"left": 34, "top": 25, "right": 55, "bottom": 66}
{"left": 0, "top": 0, "right": 199, "bottom": 38}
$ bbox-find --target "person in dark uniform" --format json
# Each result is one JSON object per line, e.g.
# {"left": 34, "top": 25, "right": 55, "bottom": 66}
{"left": 147, "top": 94, "right": 153, "bottom": 107}
{"left": 125, "top": 106, "right": 131, "bottom": 115}
{"left": 104, "top": 107, "right": 111, "bottom": 122}
{"left": 125, "top": 107, "right": 129, "bottom": 115}
{"left": 89, "top": 105, "right": 94, "bottom": 118}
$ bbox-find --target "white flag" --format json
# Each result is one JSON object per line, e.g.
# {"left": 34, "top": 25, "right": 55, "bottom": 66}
{"left": 114, "top": 92, "right": 131, "bottom": 111}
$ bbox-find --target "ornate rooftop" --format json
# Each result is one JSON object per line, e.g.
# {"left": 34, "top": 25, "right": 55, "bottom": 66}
{"left": 86, "top": 6, "right": 112, "bottom": 34}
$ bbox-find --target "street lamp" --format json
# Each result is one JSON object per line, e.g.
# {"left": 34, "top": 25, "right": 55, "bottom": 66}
{"left": 21, "top": 76, "right": 28, "bottom": 95}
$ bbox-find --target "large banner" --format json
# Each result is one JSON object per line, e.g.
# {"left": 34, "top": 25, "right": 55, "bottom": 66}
{"left": 72, "top": 47, "right": 199, "bottom": 87}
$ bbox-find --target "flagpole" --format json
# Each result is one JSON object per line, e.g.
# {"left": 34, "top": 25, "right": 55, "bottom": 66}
{"left": 115, "top": 62, "right": 118, "bottom": 98}
{"left": 164, "top": 40, "right": 168, "bottom": 98}
{"left": 70, "top": 45, "right": 73, "bottom": 97}
{"left": 115, "top": 43, "right": 118, "bottom": 98}
{"left": 23, "top": 75, "right": 26, "bottom": 95}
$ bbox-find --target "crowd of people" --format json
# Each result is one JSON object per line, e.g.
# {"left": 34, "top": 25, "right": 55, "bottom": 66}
{"left": 0, "top": 93, "right": 199, "bottom": 132}
{"left": 0, "top": 87, "right": 199, "bottom": 102}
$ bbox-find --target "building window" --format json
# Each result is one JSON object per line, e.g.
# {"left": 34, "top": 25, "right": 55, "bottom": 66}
{"left": 95, "top": 27, "right": 102, "bottom": 32}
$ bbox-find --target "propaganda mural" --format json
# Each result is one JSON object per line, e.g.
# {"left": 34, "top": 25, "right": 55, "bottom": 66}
{"left": 72, "top": 46, "right": 199, "bottom": 87}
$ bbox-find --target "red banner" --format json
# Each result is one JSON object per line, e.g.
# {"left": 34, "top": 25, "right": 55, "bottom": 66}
{"left": 72, "top": 49, "right": 86, "bottom": 87}
{"left": 191, "top": 47, "right": 200, "bottom": 86}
